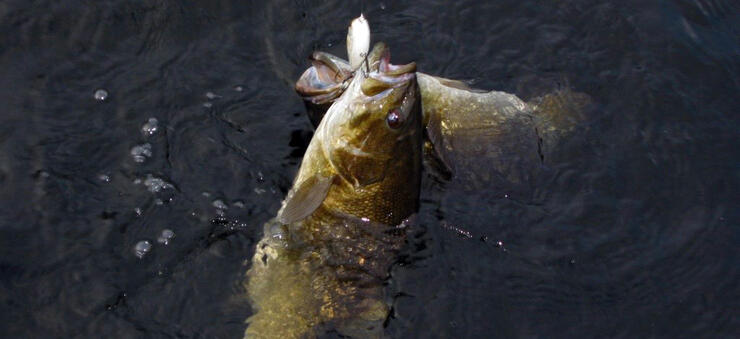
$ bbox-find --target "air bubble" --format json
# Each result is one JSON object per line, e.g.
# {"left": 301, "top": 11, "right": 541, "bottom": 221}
{"left": 269, "top": 224, "right": 285, "bottom": 241}
{"left": 234, "top": 85, "right": 244, "bottom": 92}
{"left": 134, "top": 240, "right": 152, "bottom": 258}
{"left": 94, "top": 89, "right": 108, "bottom": 101}
{"left": 141, "top": 118, "right": 159, "bottom": 136}
{"left": 97, "top": 174, "right": 111, "bottom": 182}
{"left": 130, "top": 143, "right": 152, "bottom": 163}
{"left": 157, "top": 229, "right": 175, "bottom": 245}
{"left": 212, "top": 199, "right": 228, "bottom": 210}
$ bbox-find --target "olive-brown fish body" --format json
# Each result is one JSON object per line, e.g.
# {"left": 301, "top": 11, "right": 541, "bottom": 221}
{"left": 245, "top": 43, "right": 421, "bottom": 339}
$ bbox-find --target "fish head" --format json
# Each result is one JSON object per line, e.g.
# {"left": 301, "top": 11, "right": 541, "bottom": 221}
{"left": 320, "top": 42, "right": 422, "bottom": 190}
{"left": 278, "top": 43, "right": 421, "bottom": 226}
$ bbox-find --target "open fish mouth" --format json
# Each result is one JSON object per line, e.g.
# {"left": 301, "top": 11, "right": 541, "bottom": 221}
{"left": 294, "top": 51, "right": 353, "bottom": 105}
{"left": 295, "top": 42, "right": 416, "bottom": 104}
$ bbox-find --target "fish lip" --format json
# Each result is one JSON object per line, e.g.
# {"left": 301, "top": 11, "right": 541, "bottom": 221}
{"left": 310, "top": 51, "right": 353, "bottom": 79}
{"left": 371, "top": 44, "right": 416, "bottom": 76}
{"left": 294, "top": 51, "right": 353, "bottom": 104}
{"left": 379, "top": 51, "right": 416, "bottom": 76}
{"left": 368, "top": 72, "right": 415, "bottom": 86}
{"left": 360, "top": 73, "right": 415, "bottom": 103}
{"left": 360, "top": 46, "right": 417, "bottom": 99}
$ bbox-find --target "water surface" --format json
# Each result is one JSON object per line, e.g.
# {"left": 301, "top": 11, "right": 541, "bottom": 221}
{"left": 0, "top": 0, "right": 737, "bottom": 337}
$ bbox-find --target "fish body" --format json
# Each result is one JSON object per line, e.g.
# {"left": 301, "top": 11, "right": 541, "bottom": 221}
{"left": 297, "top": 61, "right": 590, "bottom": 191}
{"left": 245, "top": 42, "right": 421, "bottom": 338}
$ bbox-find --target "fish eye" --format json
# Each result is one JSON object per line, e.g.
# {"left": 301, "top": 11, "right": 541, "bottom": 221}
{"left": 386, "top": 109, "right": 403, "bottom": 129}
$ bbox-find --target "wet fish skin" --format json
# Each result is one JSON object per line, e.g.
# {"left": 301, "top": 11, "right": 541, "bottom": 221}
{"left": 281, "top": 42, "right": 421, "bottom": 227}
{"left": 416, "top": 73, "right": 541, "bottom": 188}
{"left": 293, "top": 14, "right": 588, "bottom": 191}
{"left": 296, "top": 57, "right": 590, "bottom": 191}
{"left": 245, "top": 43, "right": 422, "bottom": 339}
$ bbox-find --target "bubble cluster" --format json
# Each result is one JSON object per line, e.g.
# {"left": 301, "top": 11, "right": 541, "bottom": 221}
{"left": 143, "top": 174, "right": 173, "bottom": 193}
{"left": 130, "top": 143, "right": 152, "bottom": 163}
{"left": 141, "top": 118, "right": 159, "bottom": 136}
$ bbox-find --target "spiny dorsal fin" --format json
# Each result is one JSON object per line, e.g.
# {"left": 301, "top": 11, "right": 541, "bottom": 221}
{"left": 276, "top": 174, "right": 334, "bottom": 224}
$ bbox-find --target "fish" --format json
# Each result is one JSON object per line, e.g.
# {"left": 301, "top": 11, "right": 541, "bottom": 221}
{"left": 295, "top": 18, "right": 590, "bottom": 193}
{"left": 244, "top": 38, "right": 422, "bottom": 338}
{"left": 416, "top": 73, "right": 590, "bottom": 191}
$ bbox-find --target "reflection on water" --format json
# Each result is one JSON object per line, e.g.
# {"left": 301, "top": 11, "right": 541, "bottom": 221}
{"left": 0, "top": 0, "right": 737, "bottom": 338}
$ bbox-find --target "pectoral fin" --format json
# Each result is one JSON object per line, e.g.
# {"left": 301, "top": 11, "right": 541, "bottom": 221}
{"left": 276, "top": 174, "right": 335, "bottom": 224}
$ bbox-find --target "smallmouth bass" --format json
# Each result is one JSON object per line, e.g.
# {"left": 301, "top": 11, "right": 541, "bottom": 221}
{"left": 245, "top": 40, "right": 421, "bottom": 338}
{"left": 296, "top": 19, "right": 591, "bottom": 192}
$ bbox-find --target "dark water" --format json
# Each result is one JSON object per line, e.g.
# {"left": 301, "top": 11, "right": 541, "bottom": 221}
{"left": 1, "top": 0, "right": 738, "bottom": 337}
